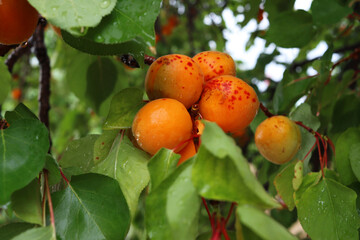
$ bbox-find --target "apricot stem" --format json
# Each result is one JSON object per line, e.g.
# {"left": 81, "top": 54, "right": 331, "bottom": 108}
{"left": 44, "top": 170, "right": 56, "bottom": 237}
{"left": 225, "top": 202, "right": 236, "bottom": 224}
{"left": 202, "top": 197, "right": 215, "bottom": 230}
{"left": 259, "top": 103, "right": 274, "bottom": 118}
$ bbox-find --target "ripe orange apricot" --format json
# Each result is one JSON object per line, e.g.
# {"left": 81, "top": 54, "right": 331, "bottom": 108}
{"left": 177, "top": 140, "right": 196, "bottom": 166}
{"left": 255, "top": 116, "right": 301, "bottom": 164}
{"left": 199, "top": 75, "right": 259, "bottom": 133}
{"left": 132, "top": 98, "right": 193, "bottom": 155}
{"left": 145, "top": 54, "right": 204, "bottom": 109}
{"left": 193, "top": 51, "right": 236, "bottom": 82}
{"left": 0, "top": 0, "right": 39, "bottom": 45}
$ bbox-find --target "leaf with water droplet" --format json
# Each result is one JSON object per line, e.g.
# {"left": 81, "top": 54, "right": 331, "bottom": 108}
{"left": 296, "top": 178, "right": 360, "bottom": 240}
{"left": 274, "top": 162, "right": 297, "bottom": 210}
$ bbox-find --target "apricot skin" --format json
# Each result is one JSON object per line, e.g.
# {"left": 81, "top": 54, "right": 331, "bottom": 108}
{"left": 255, "top": 116, "right": 301, "bottom": 165}
{"left": 193, "top": 51, "right": 236, "bottom": 82}
{"left": 177, "top": 140, "right": 196, "bottom": 166}
{"left": 0, "top": 0, "right": 39, "bottom": 45}
{"left": 132, "top": 98, "right": 193, "bottom": 155}
{"left": 145, "top": 54, "right": 204, "bottom": 109}
{"left": 199, "top": 75, "right": 259, "bottom": 133}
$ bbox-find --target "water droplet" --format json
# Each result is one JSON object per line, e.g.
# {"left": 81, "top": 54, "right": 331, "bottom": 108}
{"left": 100, "top": 0, "right": 110, "bottom": 9}
{"left": 35, "top": 135, "right": 39, "bottom": 140}
{"left": 52, "top": 6, "right": 58, "bottom": 12}
{"left": 21, "top": 41, "right": 28, "bottom": 48}
{"left": 76, "top": 16, "right": 83, "bottom": 22}
{"left": 96, "top": 35, "right": 104, "bottom": 43}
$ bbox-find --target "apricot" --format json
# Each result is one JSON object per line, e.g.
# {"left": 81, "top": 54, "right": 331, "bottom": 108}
{"left": 145, "top": 54, "right": 204, "bottom": 109}
{"left": 255, "top": 116, "right": 301, "bottom": 164}
{"left": 193, "top": 51, "right": 236, "bottom": 82}
{"left": 177, "top": 140, "right": 196, "bottom": 166}
{"left": 198, "top": 75, "right": 259, "bottom": 133}
{"left": 132, "top": 98, "right": 193, "bottom": 155}
{"left": 0, "top": 0, "right": 39, "bottom": 45}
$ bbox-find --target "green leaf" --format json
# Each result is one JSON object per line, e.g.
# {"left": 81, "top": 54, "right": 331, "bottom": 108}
{"left": 335, "top": 128, "right": 360, "bottom": 185}
{"left": 86, "top": 57, "right": 117, "bottom": 112}
{"left": 191, "top": 121, "right": 279, "bottom": 208}
{"left": 0, "top": 119, "right": 49, "bottom": 204}
{"left": 237, "top": 205, "right": 298, "bottom": 240}
{"left": 91, "top": 133, "right": 150, "bottom": 217}
{"left": 0, "top": 223, "right": 35, "bottom": 240}
{"left": 349, "top": 143, "right": 360, "bottom": 182}
{"left": 52, "top": 173, "right": 130, "bottom": 240}
{"left": 11, "top": 180, "right": 42, "bottom": 225}
{"left": 294, "top": 171, "right": 322, "bottom": 204}
{"left": 44, "top": 155, "right": 61, "bottom": 186}
{"left": 5, "top": 103, "right": 38, "bottom": 125}
{"left": 148, "top": 148, "right": 179, "bottom": 192}
{"left": 0, "top": 59, "right": 11, "bottom": 105}
{"left": 290, "top": 103, "right": 320, "bottom": 173}
{"left": 266, "top": 10, "right": 315, "bottom": 48}
{"left": 103, "top": 88, "right": 146, "bottom": 130}
{"left": 28, "top": 0, "right": 116, "bottom": 35}
{"left": 264, "top": 0, "right": 295, "bottom": 20}
{"left": 11, "top": 226, "right": 54, "bottom": 240}
{"left": 274, "top": 162, "right": 296, "bottom": 210}
{"left": 93, "top": 130, "right": 119, "bottom": 163}
{"left": 60, "top": 135, "right": 99, "bottom": 177}
{"left": 311, "top": 0, "right": 352, "bottom": 25}
{"left": 331, "top": 95, "right": 360, "bottom": 134}
{"left": 292, "top": 161, "right": 303, "bottom": 191}
{"left": 146, "top": 160, "right": 201, "bottom": 240}
{"left": 297, "top": 178, "right": 360, "bottom": 240}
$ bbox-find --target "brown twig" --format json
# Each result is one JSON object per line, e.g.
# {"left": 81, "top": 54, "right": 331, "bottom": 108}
{"left": 0, "top": 43, "right": 19, "bottom": 57}
{"left": 259, "top": 103, "right": 274, "bottom": 118}
{"left": 5, "top": 38, "right": 34, "bottom": 73}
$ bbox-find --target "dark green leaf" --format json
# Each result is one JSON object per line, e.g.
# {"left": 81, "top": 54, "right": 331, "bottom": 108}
{"left": 0, "top": 59, "right": 11, "bottom": 105}
{"left": 274, "top": 162, "right": 296, "bottom": 210}
{"left": 11, "top": 226, "right": 54, "bottom": 240}
{"left": 85, "top": 57, "right": 117, "bottom": 112}
{"left": 44, "top": 155, "right": 62, "bottom": 186}
{"left": 103, "top": 88, "right": 146, "bottom": 130}
{"left": 237, "top": 205, "right": 297, "bottom": 240}
{"left": 266, "top": 10, "right": 315, "bottom": 48}
{"left": 349, "top": 143, "right": 360, "bottom": 182}
{"left": 52, "top": 173, "right": 130, "bottom": 240}
{"left": 28, "top": 0, "right": 116, "bottom": 35}
{"left": 297, "top": 178, "right": 360, "bottom": 240}
{"left": 335, "top": 128, "right": 360, "bottom": 185}
{"left": 331, "top": 95, "right": 360, "bottom": 134}
{"left": 60, "top": 135, "right": 99, "bottom": 177}
{"left": 191, "top": 121, "right": 279, "bottom": 208}
{"left": 0, "top": 119, "right": 49, "bottom": 204}
{"left": 0, "top": 223, "right": 35, "bottom": 240}
{"left": 264, "top": 0, "right": 295, "bottom": 20}
{"left": 146, "top": 160, "right": 201, "bottom": 240}
{"left": 91, "top": 134, "right": 150, "bottom": 217}
{"left": 93, "top": 130, "right": 119, "bottom": 163}
{"left": 11, "top": 180, "right": 42, "bottom": 225}
{"left": 311, "top": 0, "right": 352, "bottom": 25}
{"left": 148, "top": 148, "right": 180, "bottom": 192}
{"left": 5, "top": 103, "right": 38, "bottom": 125}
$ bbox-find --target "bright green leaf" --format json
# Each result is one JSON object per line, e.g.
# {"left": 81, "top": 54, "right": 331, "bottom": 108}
{"left": 28, "top": 0, "right": 116, "bottom": 35}
{"left": 237, "top": 205, "right": 298, "bottom": 240}
{"left": 91, "top": 134, "right": 150, "bottom": 217}
{"left": 52, "top": 173, "right": 130, "bottom": 240}
{"left": 11, "top": 180, "right": 42, "bottom": 225}
{"left": 266, "top": 10, "right": 315, "bottom": 48}
{"left": 0, "top": 119, "right": 49, "bottom": 204}
{"left": 297, "top": 178, "right": 360, "bottom": 240}
{"left": 191, "top": 121, "right": 279, "bottom": 208}
{"left": 311, "top": 0, "right": 352, "bottom": 25}
{"left": 11, "top": 226, "right": 54, "bottom": 240}
{"left": 349, "top": 143, "right": 360, "bottom": 182}
{"left": 294, "top": 171, "right": 322, "bottom": 204}
{"left": 146, "top": 160, "right": 201, "bottom": 240}
{"left": 103, "top": 88, "right": 146, "bottom": 130}
{"left": 274, "top": 162, "right": 296, "bottom": 210}
{"left": 335, "top": 128, "right": 360, "bottom": 185}
{"left": 148, "top": 148, "right": 180, "bottom": 192}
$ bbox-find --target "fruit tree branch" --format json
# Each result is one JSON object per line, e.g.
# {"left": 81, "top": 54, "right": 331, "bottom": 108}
{"left": 5, "top": 38, "right": 34, "bottom": 73}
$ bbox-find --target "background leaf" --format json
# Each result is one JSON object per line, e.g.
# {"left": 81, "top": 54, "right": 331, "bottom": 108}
{"left": 52, "top": 173, "right": 130, "bottom": 240}
{"left": 297, "top": 178, "right": 360, "bottom": 240}
{"left": 0, "top": 119, "right": 49, "bottom": 204}
{"left": 0, "top": 59, "right": 11, "bottom": 105}
{"left": 311, "top": 0, "right": 352, "bottom": 25}
{"left": 146, "top": 160, "right": 201, "bottom": 240}
{"left": 349, "top": 143, "right": 360, "bottom": 182}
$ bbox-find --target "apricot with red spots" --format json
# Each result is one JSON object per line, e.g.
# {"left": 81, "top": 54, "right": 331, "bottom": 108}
{"left": 255, "top": 116, "right": 301, "bottom": 164}
{"left": 198, "top": 75, "right": 259, "bottom": 133}
{"left": 132, "top": 98, "right": 193, "bottom": 155}
{"left": 145, "top": 54, "right": 204, "bottom": 109}
{"left": 193, "top": 51, "right": 236, "bottom": 82}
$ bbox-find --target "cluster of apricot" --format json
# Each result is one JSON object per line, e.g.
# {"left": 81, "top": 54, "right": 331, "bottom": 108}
{"left": 131, "top": 51, "right": 260, "bottom": 165}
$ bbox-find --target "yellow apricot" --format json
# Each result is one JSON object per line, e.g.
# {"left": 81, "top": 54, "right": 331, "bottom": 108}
{"left": 193, "top": 51, "right": 236, "bottom": 82}
{"left": 145, "top": 54, "right": 204, "bottom": 109}
{"left": 132, "top": 98, "right": 193, "bottom": 155}
{"left": 255, "top": 116, "right": 302, "bottom": 164}
{"left": 198, "top": 75, "right": 259, "bottom": 133}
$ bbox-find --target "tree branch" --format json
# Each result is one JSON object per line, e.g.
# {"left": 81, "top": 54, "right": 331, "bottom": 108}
{"left": 5, "top": 38, "right": 34, "bottom": 73}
